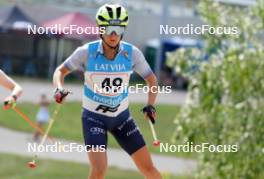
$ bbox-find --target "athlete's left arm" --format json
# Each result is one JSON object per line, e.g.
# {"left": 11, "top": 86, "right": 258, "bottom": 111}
{"left": 144, "top": 73, "right": 158, "bottom": 106}
{"left": 132, "top": 46, "right": 158, "bottom": 121}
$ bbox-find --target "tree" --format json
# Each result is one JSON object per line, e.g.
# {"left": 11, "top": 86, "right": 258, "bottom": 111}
{"left": 166, "top": 0, "right": 264, "bottom": 178}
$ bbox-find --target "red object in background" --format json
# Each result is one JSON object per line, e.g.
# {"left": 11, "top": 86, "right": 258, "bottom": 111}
{"left": 42, "top": 12, "right": 98, "bottom": 40}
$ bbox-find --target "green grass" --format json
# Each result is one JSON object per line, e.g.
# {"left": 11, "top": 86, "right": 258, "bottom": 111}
{"left": 0, "top": 102, "right": 190, "bottom": 157}
{"left": 0, "top": 153, "right": 141, "bottom": 179}
{"left": 0, "top": 153, "right": 193, "bottom": 179}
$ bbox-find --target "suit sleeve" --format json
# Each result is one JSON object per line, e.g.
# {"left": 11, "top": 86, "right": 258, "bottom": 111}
{"left": 63, "top": 44, "right": 88, "bottom": 72}
{"left": 132, "top": 46, "right": 154, "bottom": 79}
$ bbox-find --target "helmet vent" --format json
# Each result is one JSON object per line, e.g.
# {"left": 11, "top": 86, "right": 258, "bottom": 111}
{"left": 106, "top": 6, "right": 113, "bottom": 18}
{"left": 116, "top": 6, "right": 121, "bottom": 19}
{"left": 122, "top": 16, "right": 128, "bottom": 22}
{"left": 98, "top": 15, "right": 108, "bottom": 22}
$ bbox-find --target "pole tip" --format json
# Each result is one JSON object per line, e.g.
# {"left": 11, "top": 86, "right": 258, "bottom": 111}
{"left": 153, "top": 140, "right": 160, "bottom": 147}
{"left": 27, "top": 161, "right": 37, "bottom": 169}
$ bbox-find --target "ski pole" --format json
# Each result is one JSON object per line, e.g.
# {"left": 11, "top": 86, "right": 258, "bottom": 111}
{"left": 3, "top": 104, "right": 54, "bottom": 143}
{"left": 148, "top": 120, "right": 160, "bottom": 147}
{"left": 28, "top": 103, "right": 62, "bottom": 169}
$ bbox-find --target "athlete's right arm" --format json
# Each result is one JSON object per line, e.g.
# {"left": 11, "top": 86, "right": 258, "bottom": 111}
{"left": 53, "top": 64, "right": 71, "bottom": 90}
{"left": 52, "top": 65, "right": 72, "bottom": 103}
{"left": 52, "top": 44, "right": 88, "bottom": 103}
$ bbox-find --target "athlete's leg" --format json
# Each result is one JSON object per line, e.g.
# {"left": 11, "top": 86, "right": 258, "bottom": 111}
{"left": 111, "top": 116, "right": 161, "bottom": 179}
{"left": 131, "top": 146, "right": 161, "bottom": 179}
{"left": 88, "top": 150, "right": 107, "bottom": 179}
{"left": 82, "top": 109, "right": 108, "bottom": 179}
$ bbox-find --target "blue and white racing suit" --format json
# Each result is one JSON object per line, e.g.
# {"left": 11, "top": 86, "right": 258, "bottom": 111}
{"left": 63, "top": 40, "right": 153, "bottom": 155}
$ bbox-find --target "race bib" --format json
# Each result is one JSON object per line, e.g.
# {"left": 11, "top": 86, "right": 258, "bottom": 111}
{"left": 85, "top": 72, "right": 130, "bottom": 96}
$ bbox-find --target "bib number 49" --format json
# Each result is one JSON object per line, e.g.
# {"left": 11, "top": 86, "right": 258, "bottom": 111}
{"left": 101, "top": 77, "right": 123, "bottom": 93}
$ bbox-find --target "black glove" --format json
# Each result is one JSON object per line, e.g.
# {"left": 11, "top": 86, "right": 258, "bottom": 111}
{"left": 54, "top": 88, "right": 70, "bottom": 104}
{"left": 142, "top": 105, "right": 156, "bottom": 124}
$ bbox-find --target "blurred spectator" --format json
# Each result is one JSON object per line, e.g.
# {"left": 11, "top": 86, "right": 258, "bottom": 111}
{"left": 33, "top": 93, "right": 50, "bottom": 142}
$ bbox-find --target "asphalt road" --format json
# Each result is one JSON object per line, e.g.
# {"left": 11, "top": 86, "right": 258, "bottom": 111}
{"left": 0, "top": 126, "right": 197, "bottom": 175}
